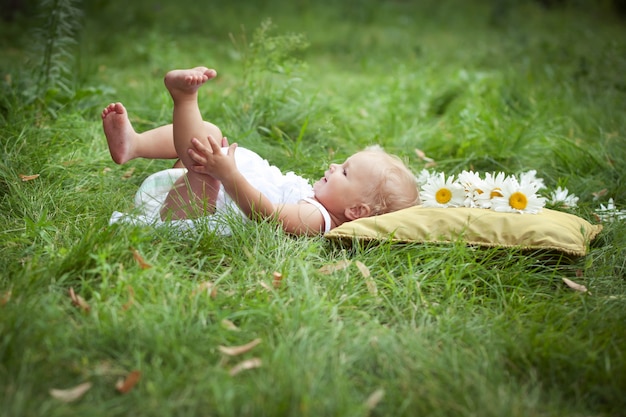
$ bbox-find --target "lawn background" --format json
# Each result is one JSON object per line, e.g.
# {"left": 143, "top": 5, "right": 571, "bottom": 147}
{"left": 1, "top": 0, "right": 625, "bottom": 416}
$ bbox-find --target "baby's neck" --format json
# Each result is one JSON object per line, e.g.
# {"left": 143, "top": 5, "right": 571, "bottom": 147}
{"left": 313, "top": 197, "right": 349, "bottom": 228}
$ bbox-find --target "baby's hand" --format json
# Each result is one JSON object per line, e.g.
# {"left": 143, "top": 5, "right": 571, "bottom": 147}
{"left": 188, "top": 136, "right": 237, "bottom": 180}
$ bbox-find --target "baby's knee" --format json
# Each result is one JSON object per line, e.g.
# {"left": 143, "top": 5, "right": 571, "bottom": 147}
{"left": 203, "top": 121, "right": 222, "bottom": 140}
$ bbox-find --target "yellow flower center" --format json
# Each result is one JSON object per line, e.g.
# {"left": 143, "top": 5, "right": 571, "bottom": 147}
{"left": 490, "top": 188, "right": 503, "bottom": 198}
{"left": 509, "top": 191, "right": 528, "bottom": 210}
{"left": 436, "top": 188, "right": 452, "bottom": 204}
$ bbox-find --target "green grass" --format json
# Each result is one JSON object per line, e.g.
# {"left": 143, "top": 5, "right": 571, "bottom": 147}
{"left": 1, "top": 0, "right": 626, "bottom": 416}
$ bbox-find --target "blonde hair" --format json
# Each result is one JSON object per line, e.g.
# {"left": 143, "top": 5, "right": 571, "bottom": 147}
{"left": 360, "top": 146, "right": 421, "bottom": 215}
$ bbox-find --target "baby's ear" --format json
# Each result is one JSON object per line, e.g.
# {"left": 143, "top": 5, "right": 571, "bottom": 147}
{"left": 345, "top": 204, "right": 371, "bottom": 220}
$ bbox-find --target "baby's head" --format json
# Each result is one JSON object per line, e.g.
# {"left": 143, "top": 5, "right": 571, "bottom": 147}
{"left": 357, "top": 146, "right": 421, "bottom": 216}
{"left": 313, "top": 146, "right": 420, "bottom": 223}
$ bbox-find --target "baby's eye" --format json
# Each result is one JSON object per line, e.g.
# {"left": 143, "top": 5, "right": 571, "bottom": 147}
{"left": 343, "top": 169, "right": 347, "bottom": 176}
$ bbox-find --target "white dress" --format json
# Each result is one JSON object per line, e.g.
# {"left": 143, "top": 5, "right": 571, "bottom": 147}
{"left": 110, "top": 146, "right": 322, "bottom": 234}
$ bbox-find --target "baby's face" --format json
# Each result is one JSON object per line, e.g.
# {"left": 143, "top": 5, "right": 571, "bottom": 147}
{"left": 312, "top": 151, "right": 382, "bottom": 215}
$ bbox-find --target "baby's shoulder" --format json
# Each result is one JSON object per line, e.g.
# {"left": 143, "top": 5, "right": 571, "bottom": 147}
{"left": 299, "top": 197, "right": 331, "bottom": 232}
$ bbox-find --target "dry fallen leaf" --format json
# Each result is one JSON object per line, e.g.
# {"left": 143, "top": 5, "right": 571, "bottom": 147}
{"left": 414, "top": 148, "right": 435, "bottom": 163}
{"left": 132, "top": 249, "right": 152, "bottom": 269}
{"left": 0, "top": 290, "right": 11, "bottom": 306}
{"left": 272, "top": 271, "right": 283, "bottom": 288}
{"left": 93, "top": 360, "right": 114, "bottom": 376}
{"left": 219, "top": 338, "right": 262, "bottom": 356}
{"left": 229, "top": 358, "right": 262, "bottom": 376}
{"left": 318, "top": 260, "right": 352, "bottom": 275}
{"left": 364, "top": 388, "right": 385, "bottom": 411}
{"left": 592, "top": 189, "right": 608, "bottom": 200}
{"left": 69, "top": 288, "right": 91, "bottom": 312}
{"left": 121, "top": 167, "right": 136, "bottom": 179}
{"left": 562, "top": 277, "right": 589, "bottom": 294}
{"left": 122, "top": 285, "right": 135, "bottom": 311}
{"left": 355, "top": 261, "right": 370, "bottom": 278}
{"left": 194, "top": 281, "right": 218, "bottom": 298}
{"left": 19, "top": 173, "right": 40, "bottom": 182}
{"left": 221, "top": 319, "right": 240, "bottom": 331}
{"left": 116, "top": 370, "right": 141, "bottom": 394}
{"left": 49, "top": 381, "right": 92, "bottom": 403}
{"left": 356, "top": 261, "right": 378, "bottom": 296}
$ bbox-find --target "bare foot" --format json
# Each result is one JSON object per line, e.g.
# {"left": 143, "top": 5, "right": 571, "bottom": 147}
{"left": 164, "top": 67, "right": 217, "bottom": 101}
{"left": 101, "top": 102, "right": 137, "bottom": 164}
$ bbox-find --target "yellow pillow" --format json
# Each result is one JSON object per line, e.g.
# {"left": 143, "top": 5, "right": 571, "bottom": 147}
{"left": 325, "top": 206, "right": 603, "bottom": 256}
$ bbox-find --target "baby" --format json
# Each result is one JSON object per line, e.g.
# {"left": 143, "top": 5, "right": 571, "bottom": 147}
{"left": 103, "top": 66, "right": 420, "bottom": 236}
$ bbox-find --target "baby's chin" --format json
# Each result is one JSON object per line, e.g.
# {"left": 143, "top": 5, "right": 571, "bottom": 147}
{"left": 312, "top": 178, "right": 324, "bottom": 192}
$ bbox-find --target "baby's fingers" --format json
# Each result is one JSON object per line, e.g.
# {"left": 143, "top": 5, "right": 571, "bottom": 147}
{"left": 226, "top": 142, "right": 238, "bottom": 157}
{"left": 187, "top": 147, "right": 207, "bottom": 165}
{"left": 190, "top": 164, "right": 208, "bottom": 174}
{"left": 206, "top": 135, "right": 223, "bottom": 153}
{"left": 190, "top": 137, "right": 210, "bottom": 153}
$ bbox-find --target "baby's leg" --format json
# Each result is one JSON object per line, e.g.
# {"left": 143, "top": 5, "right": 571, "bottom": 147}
{"left": 102, "top": 102, "right": 220, "bottom": 165}
{"left": 160, "top": 67, "right": 223, "bottom": 220}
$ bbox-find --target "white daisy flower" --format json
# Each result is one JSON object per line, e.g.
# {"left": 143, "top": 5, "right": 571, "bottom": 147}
{"left": 457, "top": 170, "right": 484, "bottom": 208}
{"left": 474, "top": 172, "right": 507, "bottom": 209}
{"left": 549, "top": 186, "right": 579, "bottom": 208}
{"left": 600, "top": 198, "right": 616, "bottom": 211}
{"left": 416, "top": 169, "right": 436, "bottom": 189}
{"left": 518, "top": 170, "right": 545, "bottom": 192}
{"left": 491, "top": 176, "right": 546, "bottom": 214}
{"left": 420, "top": 172, "right": 465, "bottom": 208}
{"left": 595, "top": 198, "right": 626, "bottom": 222}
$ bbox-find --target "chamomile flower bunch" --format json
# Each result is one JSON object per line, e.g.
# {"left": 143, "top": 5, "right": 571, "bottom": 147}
{"left": 595, "top": 198, "right": 626, "bottom": 221}
{"left": 549, "top": 186, "right": 579, "bottom": 208}
{"left": 416, "top": 166, "right": 625, "bottom": 222}
{"left": 418, "top": 169, "right": 549, "bottom": 214}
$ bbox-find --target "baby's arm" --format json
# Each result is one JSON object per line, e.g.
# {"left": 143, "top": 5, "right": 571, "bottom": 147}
{"left": 188, "top": 137, "right": 326, "bottom": 235}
